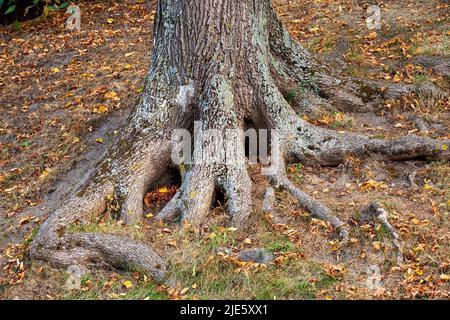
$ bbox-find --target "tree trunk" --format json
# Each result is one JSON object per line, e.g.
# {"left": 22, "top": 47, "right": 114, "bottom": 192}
{"left": 30, "top": 0, "right": 449, "bottom": 281}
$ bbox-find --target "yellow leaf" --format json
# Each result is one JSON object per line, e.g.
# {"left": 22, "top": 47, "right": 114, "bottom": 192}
{"left": 96, "top": 138, "right": 104, "bottom": 143}
{"left": 440, "top": 274, "right": 449, "bottom": 282}
{"left": 393, "top": 74, "right": 402, "bottom": 82}
{"left": 39, "top": 168, "right": 52, "bottom": 180}
{"left": 367, "top": 31, "right": 377, "bottom": 40}
{"left": 359, "top": 179, "right": 387, "bottom": 191}
{"left": 98, "top": 105, "right": 108, "bottom": 113}
{"left": 51, "top": 67, "right": 60, "bottom": 73}
{"left": 180, "top": 287, "right": 189, "bottom": 295}
{"left": 442, "top": 144, "right": 448, "bottom": 151}
{"left": 122, "top": 280, "right": 133, "bottom": 289}
{"left": 158, "top": 187, "right": 169, "bottom": 193}
{"left": 105, "top": 91, "right": 119, "bottom": 101}
{"left": 209, "top": 232, "right": 217, "bottom": 239}
{"left": 82, "top": 73, "right": 94, "bottom": 79}
{"left": 146, "top": 213, "right": 154, "bottom": 219}
{"left": 244, "top": 238, "right": 252, "bottom": 245}
{"left": 107, "top": 18, "right": 114, "bottom": 24}
{"left": 168, "top": 240, "right": 177, "bottom": 247}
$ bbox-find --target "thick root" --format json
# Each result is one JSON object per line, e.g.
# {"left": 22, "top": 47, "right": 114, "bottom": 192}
{"left": 30, "top": 174, "right": 168, "bottom": 280}
{"left": 30, "top": 127, "right": 174, "bottom": 278}
{"left": 266, "top": 1, "right": 447, "bottom": 113}
{"left": 157, "top": 165, "right": 253, "bottom": 227}
{"left": 310, "top": 131, "right": 450, "bottom": 166}
{"left": 33, "top": 233, "right": 167, "bottom": 281}
{"left": 219, "top": 166, "right": 253, "bottom": 227}
{"left": 26, "top": 0, "right": 447, "bottom": 282}
{"left": 179, "top": 168, "right": 216, "bottom": 225}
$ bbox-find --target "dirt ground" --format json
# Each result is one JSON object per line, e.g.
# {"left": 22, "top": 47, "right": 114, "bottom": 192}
{"left": 0, "top": 0, "right": 448, "bottom": 300}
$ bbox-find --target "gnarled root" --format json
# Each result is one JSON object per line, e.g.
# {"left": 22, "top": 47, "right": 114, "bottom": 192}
{"left": 304, "top": 130, "right": 450, "bottom": 166}
{"left": 30, "top": 139, "right": 172, "bottom": 281}
{"left": 28, "top": 0, "right": 448, "bottom": 280}
{"left": 266, "top": 3, "right": 447, "bottom": 113}
{"left": 269, "top": 174, "right": 349, "bottom": 241}
{"left": 30, "top": 58, "right": 180, "bottom": 279}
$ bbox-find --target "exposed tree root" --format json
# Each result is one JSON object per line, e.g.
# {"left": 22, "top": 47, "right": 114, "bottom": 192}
{"left": 269, "top": 174, "right": 350, "bottom": 241}
{"left": 306, "top": 131, "right": 450, "bottom": 166}
{"left": 28, "top": 0, "right": 449, "bottom": 280}
{"left": 30, "top": 142, "right": 171, "bottom": 280}
{"left": 267, "top": 8, "right": 448, "bottom": 113}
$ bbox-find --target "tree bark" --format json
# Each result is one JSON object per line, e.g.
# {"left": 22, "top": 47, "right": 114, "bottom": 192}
{"left": 30, "top": 0, "right": 449, "bottom": 279}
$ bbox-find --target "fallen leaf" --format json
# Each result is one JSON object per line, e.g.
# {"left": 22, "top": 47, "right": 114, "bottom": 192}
{"left": 373, "top": 241, "right": 382, "bottom": 250}
{"left": 158, "top": 186, "right": 170, "bottom": 193}
{"left": 122, "top": 280, "right": 133, "bottom": 289}
{"left": 367, "top": 31, "right": 377, "bottom": 40}
{"left": 93, "top": 105, "right": 108, "bottom": 114}
{"left": 105, "top": 91, "right": 119, "bottom": 101}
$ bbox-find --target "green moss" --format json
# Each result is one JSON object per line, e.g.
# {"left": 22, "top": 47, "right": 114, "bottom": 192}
{"left": 285, "top": 90, "right": 297, "bottom": 102}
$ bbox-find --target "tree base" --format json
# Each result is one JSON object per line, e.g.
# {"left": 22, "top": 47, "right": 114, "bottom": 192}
{"left": 29, "top": 0, "right": 449, "bottom": 280}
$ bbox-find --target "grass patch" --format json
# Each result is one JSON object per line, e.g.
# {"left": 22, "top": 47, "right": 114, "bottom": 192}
{"left": 166, "top": 229, "right": 336, "bottom": 300}
{"left": 68, "top": 211, "right": 144, "bottom": 240}
{"left": 259, "top": 232, "right": 299, "bottom": 253}
{"left": 59, "top": 272, "right": 168, "bottom": 300}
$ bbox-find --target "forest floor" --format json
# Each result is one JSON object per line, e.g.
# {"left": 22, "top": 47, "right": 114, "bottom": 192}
{"left": 0, "top": 0, "right": 448, "bottom": 300}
